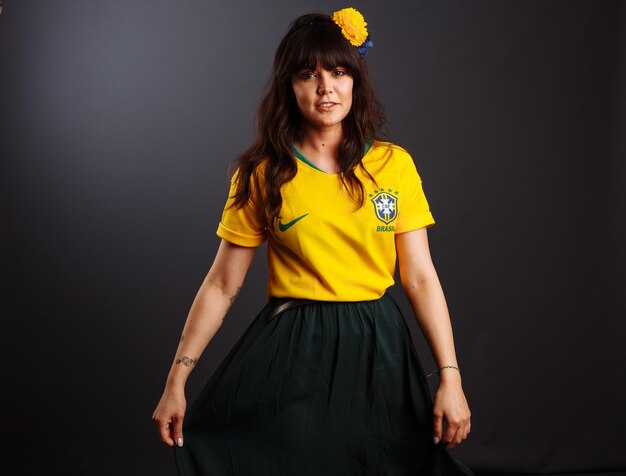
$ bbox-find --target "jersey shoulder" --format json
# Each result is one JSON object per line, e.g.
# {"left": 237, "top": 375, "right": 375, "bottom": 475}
{"left": 231, "top": 157, "right": 269, "bottom": 184}
{"left": 366, "top": 140, "right": 420, "bottom": 174}
{"left": 368, "top": 140, "right": 413, "bottom": 161}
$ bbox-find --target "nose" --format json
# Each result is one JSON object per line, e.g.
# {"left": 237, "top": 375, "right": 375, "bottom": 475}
{"left": 317, "top": 71, "right": 334, "bottom": 95}
{"left": 318, "top": 83, "right": 333, "bottom": 95}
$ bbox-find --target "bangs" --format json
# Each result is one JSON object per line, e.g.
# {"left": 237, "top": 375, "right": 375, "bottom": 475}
{"left": 284, "top": 22, "right": 360, "bottom": 77}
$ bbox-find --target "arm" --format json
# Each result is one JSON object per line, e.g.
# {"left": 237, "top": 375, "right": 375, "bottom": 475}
{"left": 151, "top": 239, "right": 257, "bottom": 447}
{"left": 395, "top": 227, "right": 471, "bottom": 449}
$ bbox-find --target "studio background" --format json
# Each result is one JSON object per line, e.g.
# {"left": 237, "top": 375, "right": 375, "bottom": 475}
{"left": 2, "top": 1, "right": 625, "bottom": 475}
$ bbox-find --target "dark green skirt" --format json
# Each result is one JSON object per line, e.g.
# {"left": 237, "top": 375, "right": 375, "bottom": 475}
{"left": 174, "top": 292, "right": 475, "bottom": 475}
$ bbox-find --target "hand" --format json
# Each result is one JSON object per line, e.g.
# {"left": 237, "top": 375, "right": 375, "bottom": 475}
{"left": 152, "top": 387, "right": 187, "bottom": 447}
{"left": 432, "top": 378, "right": 471, "bottom": 449}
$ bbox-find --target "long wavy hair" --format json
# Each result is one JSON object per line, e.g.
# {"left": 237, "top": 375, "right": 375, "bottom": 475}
{"left": 228, "top": 12, "right": 388, "bottom": 238}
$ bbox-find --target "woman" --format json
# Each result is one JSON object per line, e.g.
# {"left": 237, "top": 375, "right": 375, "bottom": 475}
{"left": 153, "top": 7, "right": 475, "bottom": 475}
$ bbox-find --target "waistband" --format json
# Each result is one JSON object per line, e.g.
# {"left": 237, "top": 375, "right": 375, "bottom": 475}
{"left": 265, "top": 292, "right": 393, "bottom": 323}
{"left": 266, "top": 298, "right": 315, "bottom": 323}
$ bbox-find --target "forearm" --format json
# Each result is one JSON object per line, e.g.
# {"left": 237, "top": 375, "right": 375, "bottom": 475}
{"left": 403, "top": 276, "right": 461, "bottom": 383}
{"left": 164, "top": 277, "right": 241, "bottom": 392}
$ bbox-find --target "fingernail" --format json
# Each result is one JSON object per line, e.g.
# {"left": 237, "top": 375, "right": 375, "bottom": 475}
{"left": 176, "top": 437, "right": 183, "bottom": 447}
{"left": 433, "top": 436, "right": 440, "bottom": 444}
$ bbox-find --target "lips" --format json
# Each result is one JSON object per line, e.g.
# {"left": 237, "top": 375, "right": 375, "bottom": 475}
{"left": 316, "top": 102, "right": 338, "bottom": 111}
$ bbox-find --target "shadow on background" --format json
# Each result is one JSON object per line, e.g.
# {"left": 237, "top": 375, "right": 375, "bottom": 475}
{"left": 2, "top": 0, "right": 625, "bottom": 475}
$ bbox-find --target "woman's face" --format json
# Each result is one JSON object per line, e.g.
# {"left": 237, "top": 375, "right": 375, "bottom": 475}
{"left": 291, "top": 62, "right": 354, "bottom": 131}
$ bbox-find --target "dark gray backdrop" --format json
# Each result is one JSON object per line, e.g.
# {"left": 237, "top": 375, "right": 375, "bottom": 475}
{"left": 2, "top": 1, "right": 625, "bottom": 475}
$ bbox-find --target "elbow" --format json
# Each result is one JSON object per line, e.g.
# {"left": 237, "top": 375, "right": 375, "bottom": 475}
{"left": 401, "top": 277, "right": 423, "bottom": 297}
{"left": 204, "top": 273, "right": 242, "bottom": 298}
{"left": 400, "top": 269, "right": 436, "bottom": 298}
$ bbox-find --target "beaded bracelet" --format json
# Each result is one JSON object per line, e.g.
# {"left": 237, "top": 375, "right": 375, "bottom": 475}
{"left": 426, "top": 365, "right": 460, "bottom": 378}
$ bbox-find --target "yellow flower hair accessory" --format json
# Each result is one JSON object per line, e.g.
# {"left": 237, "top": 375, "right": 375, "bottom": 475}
{"left": 331, "top": 7, "right": 374, "bottom": 58}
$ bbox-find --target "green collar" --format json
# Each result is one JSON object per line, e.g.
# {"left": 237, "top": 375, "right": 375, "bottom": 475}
{"left": 292, "top": 139, "right": 374, "bottom": 173}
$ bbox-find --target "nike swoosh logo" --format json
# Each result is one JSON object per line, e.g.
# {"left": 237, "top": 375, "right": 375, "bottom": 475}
{"left": 278, "top": 213, "right": 309, "bottom": 232}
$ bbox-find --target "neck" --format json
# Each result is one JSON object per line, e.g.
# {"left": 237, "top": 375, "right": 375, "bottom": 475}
{"left": 296, "top": 124, "right": 343, "bottom": 156}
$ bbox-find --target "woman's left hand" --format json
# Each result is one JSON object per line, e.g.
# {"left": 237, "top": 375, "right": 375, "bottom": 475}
{"left": 432, "top": 376, "right": 471, "bottom": 449}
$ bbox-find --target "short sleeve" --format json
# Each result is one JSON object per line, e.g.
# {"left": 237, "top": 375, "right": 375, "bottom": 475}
{"left": 395, "top": 153, "right": 435, "bottom": 233}
{"left": 216, "top": 167, "right": 267, "bottom": 247}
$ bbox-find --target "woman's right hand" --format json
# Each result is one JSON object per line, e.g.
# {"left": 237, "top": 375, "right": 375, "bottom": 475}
{"left": 152, "top": 387, "right": 187, "bottom": 447}
{"left": 150, "top": 240, "right": 256, "bottom": 448}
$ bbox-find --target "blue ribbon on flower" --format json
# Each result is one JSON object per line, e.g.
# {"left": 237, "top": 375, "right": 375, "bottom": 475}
{"left": 357, "top": 36, "right": 374, "bottom": 58}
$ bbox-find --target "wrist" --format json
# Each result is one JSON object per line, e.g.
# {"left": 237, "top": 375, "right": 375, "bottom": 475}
{"left": 165, "top": 374, "right": 187, "bottom": 392}
{"left": 439, "top": 367, "right": 462, "bottom": 384}
{"left": 426, "top": 364, "right": 461, "bottom": 381}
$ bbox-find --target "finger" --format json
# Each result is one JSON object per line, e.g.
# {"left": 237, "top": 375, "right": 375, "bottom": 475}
{"left": 461, "top": 420, "right": 470, "bottom": 438}
{"left": 446, "top": 419, "right": 470, "bottom": 449}
{"left": 457, "top": 418, "right": 470, "bottom": 441}
{"left": 432, "top": 410, "right": 443, "bottom": 444}
{"left": 442, "top": 419, "right": 461, "bottom": 448}
{"left": 172, "top": 415, "right": 184, "bottom": 447}
{"left": 460, "top": 421, "right": 471, "bottom": 443}
{"left": 444, "top": 428, "right": 460, "bottom": 449}
{"left": 157, "top": 420, "right": 174, "bottom": 447}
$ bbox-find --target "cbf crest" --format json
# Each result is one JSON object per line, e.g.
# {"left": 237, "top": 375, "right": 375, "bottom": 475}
{"left": 371, "top": 188, "right": 399, "bottom": 224}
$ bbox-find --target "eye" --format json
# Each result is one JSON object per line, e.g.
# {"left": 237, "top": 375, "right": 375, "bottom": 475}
{"left": 334, "top": 70, "right": 346, "bottom": 76}
{"left": 299, "top": 71, "right": 316, "bottom": 80}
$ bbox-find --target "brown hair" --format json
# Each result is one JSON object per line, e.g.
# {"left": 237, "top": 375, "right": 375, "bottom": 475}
{"left": 228, "top": 12, "right": 388, "bottom": 238}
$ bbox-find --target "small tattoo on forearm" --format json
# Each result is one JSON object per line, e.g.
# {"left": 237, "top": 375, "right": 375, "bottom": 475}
{"left": 228, "top": 286, "right": 242, "bottom": 308}
{"left": 175, "top": 356, "right": 198, "bottom": 367}
{"left": 180, "top": 334, "right": 185, "bottom": 342}
{"left": 222, "top": 286, "right": 242, "bottom": 322}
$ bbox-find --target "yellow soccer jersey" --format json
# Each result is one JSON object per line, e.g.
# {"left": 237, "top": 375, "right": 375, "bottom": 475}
{"left": 216, "top": 139, "right": 435, "bottom": 301}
